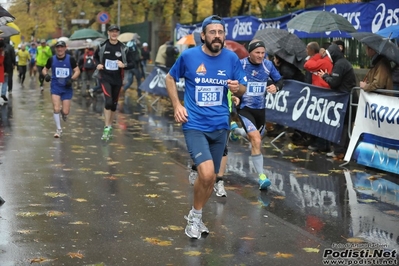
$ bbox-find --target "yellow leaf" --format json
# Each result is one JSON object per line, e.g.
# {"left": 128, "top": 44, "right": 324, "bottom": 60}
{"left": 221, "top": 254, "right": 234, "bottom": 258}
{"left": 317, "top": 173, "right": 329, "bottom": 177}
{"left": 119, "top": 221, "right": 131, "bottom": 224}
{"left": 144, "top": 237, "right": 172, "bottom": 246}
{"left": 69, "top": 221, "right": 89, "bottom": 225}
{"left": 162, "top": 162, "right": 175, "bottom": 164}
{"left": 273, "top": 196, "right": 286, "bottom": 200}
{"left": 184, "top": 251, "right": 201, "bottom": 256}
{"left": 17, "top": 229, "right": 37, "bottom": 234}
{"left": 94, "top": 171, "right": 109, "bottom": 175}
{"left": 107, "top": 161, "right": 120, "bottom": 166}
{"left": 73, "top": 198, "right": 87, "bottom": 202}
{"left": 240, "top": 237, "right": 255, "bottom": 240}
{"left": 44, "top": 192, "right": 68, "bottom": 198}
{"left": 275, "top": 252, "right": 294, "bottom": 258}
{"left": 168, "top": 225, "right": 184, "bottom": 231}
{"left": 78, "top": 168, "right": 91, "bottom": 171}
{"left": 367, "top": 176, "right": 379, "bottom": 181}
{"left": 46, "top": 211, "right": 64, "bottom": 217}
{"left": 303, "top": 247, "right": 320, "bottom": 253}
{"left": 256, "top": 252, "right": 268, "bottom": 256}
{"left": 67, "top": 252, "right": 84, "bottom": 259}
{"left": 346, "top": 237, "right": 365, "bottom": 243}
{"left": 17, "top": 212, "right": 41, "bottom": 217}
{"left": 145, "top": 194, "right": 160, "bottom": 198}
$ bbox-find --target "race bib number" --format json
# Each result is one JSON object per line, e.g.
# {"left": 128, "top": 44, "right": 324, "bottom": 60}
{"left": 247, "top": 82, "right": 266, "bottom": 96}
{"left": 195, "top": 86, "right": 223, "bottom": 107}
{"left": 55, "top": 67, "right": 70, "bottom": 78}
{"left": 105, "top": 59, "right": 118, "bottom": 70}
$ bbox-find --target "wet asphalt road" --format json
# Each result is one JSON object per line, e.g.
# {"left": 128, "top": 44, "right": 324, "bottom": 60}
{"left": 0, "top": 76, "right": 398, "bottom": 266}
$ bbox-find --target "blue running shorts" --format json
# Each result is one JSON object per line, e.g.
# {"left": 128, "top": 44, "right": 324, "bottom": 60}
{"left": 183, "top": 129, "right": 228, "bottom": 174}
{"left": 51, "top": 86, "right": 73, "bottom": 101}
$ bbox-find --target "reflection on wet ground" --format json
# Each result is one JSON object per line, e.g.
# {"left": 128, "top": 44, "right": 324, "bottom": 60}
{"left": 0, "top": 82, "right": 398, "bottom": 265}
{"left": 121, "top": 90, "right": 399, "bottom": 252}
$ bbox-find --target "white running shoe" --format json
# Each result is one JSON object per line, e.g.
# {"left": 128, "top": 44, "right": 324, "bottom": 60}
{"left": 214, "top": 180, "right": 227, "bottom": 197}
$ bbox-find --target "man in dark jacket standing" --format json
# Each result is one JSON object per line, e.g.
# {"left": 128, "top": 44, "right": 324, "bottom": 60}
{"left": 2, "top": 38, "right": 15, "bottom": 96}
{"left": 318, "top": 43, "right": 357, "bottom": 159}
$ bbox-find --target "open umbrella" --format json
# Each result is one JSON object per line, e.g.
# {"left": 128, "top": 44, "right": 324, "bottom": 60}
{"left": 0, "top": 25, "right": 18, "bottom": 38}
{"left": 376, "top": 24, "right": 399, "bottom": 39}
{"left": 224, "top": 40, "right": 249, "bottom": 59}
{"left": 254, "top": 28, "right": 307, "bottom": 69}
{"left": 66, "top": 39, "right": 89, "bottom": 50}
{"left": 69, "top": 29, "right": 106, "bottom": 40}
{"left": 176, "top": 34, "right": 195, "bottom": 45}
{"left": 117, "top": 32, "right": 139, "bottom": 43}
{"left": 0, "top": 6, "right": 14, "bottom": 26}
{"left": 287, "top": 11, "right": 356, "bottom": 33}
{"left": 350, "top": 32, "right": 399, "bottom": 65}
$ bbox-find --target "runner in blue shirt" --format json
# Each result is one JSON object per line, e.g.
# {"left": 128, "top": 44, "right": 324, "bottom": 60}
{"left": 28, "top": 42, "right": 37, "bottom": 79}
{"left": 166, "top": 15, "right": 247, "bottom": 239}
{"left": 231, "top": 39, "right": 283, "bottom": 190}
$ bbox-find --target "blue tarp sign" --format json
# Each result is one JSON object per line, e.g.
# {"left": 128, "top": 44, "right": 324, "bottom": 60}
{"left": 265, "top": 80, "right": 350, "bottom": 144}
{"left": 140, "top": 66, "right": 185, "bottom": 100}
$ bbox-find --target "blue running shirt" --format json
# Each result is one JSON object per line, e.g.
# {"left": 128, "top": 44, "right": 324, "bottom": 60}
{"left": 239, "top": 58, "right": 282, "bottom": 109}
{"left": 169, "top": 46, "right": 247, "bottom": 131}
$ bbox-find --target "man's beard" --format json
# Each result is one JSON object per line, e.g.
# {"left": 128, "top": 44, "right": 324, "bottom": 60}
{"left": 205, "top": 38, "right": 224, "bottom": 53}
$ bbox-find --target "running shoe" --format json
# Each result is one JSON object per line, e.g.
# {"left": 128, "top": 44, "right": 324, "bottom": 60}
{"left": 40, "top": 86, "right": 44, "bottom": 92}
{"left": 188, "top": 169, "right": 198, "bottom": 186}
{"left": 259, "top": 173, "right": 271, "bottom": 190}
{"left": 184, "top": 210, "right": 209, "bottom": 239}
{"left": 54, "top": 129, "right": 62, "bottom": 138}
{"left": 230, "top": 121, "right": 240, "bottom": 141}
{"left": 61, "top": 110, "right": 67, "bottom": 122}
{"left": 88, "top": 89, "right": 94, "bottom": 98}
{"left": 1, "top": 95, "right": 8, "bottom": 102}
{"left": 101, "top": 126, "right": 112, "bottom": 140}
{"left": 214, "top": 180, "right": 227, "bottom": 197}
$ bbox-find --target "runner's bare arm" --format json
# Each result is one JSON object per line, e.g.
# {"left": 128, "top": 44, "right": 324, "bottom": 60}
{"left": 165, "top": 73, "right": 188, "bottom": 123}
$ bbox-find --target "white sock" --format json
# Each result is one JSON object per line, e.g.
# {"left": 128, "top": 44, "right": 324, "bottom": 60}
{"left": 53, "top": 113, "right": 61, "bottom": 130}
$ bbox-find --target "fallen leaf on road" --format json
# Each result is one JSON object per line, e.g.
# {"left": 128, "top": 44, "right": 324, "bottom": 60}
{"left": 145, "top": 194, "right": 160, "bottom": 198}
{"left": 73, "top": 198, "right": 87, "bottom": 202}
{"left": 221, "top": 254, "right": 234, "bottom": 258}
{"left": 345, "top": 237, "right": 365, "bottom": 243}
{"left": 69, "top": 221, "right": 89, "bottom": 225}
{"left": 104, "top": 176, "right": 118, "bottom": 180}
{"left": 256, "top": 252, "right": 267, "bottom": 256}
{"left": 273, "top": 196, "right": 285, "bottom": 200}
{"left": 358, "top": 199, "right": 378, "bottom": 203}
{"left": 159, "top": 225, "right": 184, "bottom": 231}
{"left": 303, "top": 247, "right": 319, "bottom": 253}
{"left": 67, "top": 251, "right": 84, "bottom": 259}
{"left": 183, "top": 251, "right": 201, "bottom": 256}
{"left": 367, "top": 176, "right": 379, "bottom": 181}
{"left": 240, "top": 237, "right": 255, "bottom": 240}
{"left": 144, "top": 237, "right": 172, "bottom": 246}
{"left": 30, "top": 257, "right": 57, "bottom": 263}
{"left": 46, "top": 211, "right": 64, "bottom": 217}
{"left": 44, "top": 192, "right": 68, "bottom": 198}
{"left": 275, "top": 252, "right": 293, "bottom": 258}
{"left": 17, "top": 212, "right": 41, "bottom": 217}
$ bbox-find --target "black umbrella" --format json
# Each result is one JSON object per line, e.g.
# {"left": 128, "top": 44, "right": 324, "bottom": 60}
{"left": 254, "top": 28, "right": 307, "bottom": 69}
{"left": 0, "top": 6, "right": 15, "bottom": 25}
{"left": 287, "top": 11, "right": 356, "bottom": 33}
{"left": 350, "top": 32, "right": 399, "bottom": 65}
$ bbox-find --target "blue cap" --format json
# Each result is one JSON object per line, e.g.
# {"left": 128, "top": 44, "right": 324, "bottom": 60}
{"left": 202, "top": 15, "right": 226, "bottom": 31}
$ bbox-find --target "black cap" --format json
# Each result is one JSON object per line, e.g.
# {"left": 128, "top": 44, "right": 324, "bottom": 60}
{"left": 55, "top": 40, "right": 66, "bottom": 47}
{"left": 108, "top": 24, "right": 120, "bottom": 32}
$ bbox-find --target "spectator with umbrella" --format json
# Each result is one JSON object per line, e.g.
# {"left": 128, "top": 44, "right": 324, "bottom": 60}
{"left": 350, "top": 32, "right": 395, "bottom": 92}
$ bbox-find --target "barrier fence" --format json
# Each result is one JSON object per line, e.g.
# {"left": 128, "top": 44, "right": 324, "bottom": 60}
{"left": 139, "top": 67, "right": 399, "bottom": 175}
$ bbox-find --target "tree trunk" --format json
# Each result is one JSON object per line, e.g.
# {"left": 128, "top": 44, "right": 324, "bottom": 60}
{"left": 190, "top": 0, "right": 198, "bottom": 24}
{"left": 213, "top": 0, "right": 232, "bottom": 17}
{"left": 171, "top": 0, "right": 183, "bottom": 41}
